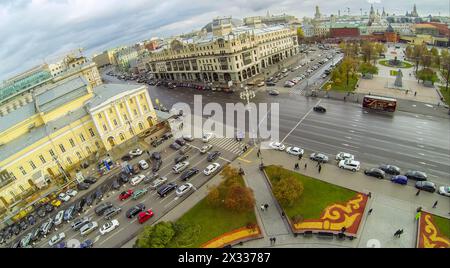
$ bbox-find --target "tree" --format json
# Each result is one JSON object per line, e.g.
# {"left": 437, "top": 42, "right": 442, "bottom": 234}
{"left": 220, "top": 165, "right": 240, "bottom": 181}
{"left": 359, "top": 62, "right": 378, "bottom": 75}
{"left": 206, "top": 186, "right": 221, "bottom": 206}
{"left": 272, "top": 176, "right": 304, "bottom": 207}
{"left": 340, "top": 57, "right": 358, "bottom": 88}
{"left": 440, "top": 54, "right": 450, "bottom": 91}
{"left": 361, "top": 41, "right": 375, "bottom": 63}
{"left": 135, "top": 221, "right": 175, "bottom": 248}
{"left": 224, "top": 184, "right": 255, "bottom": 212}
{"left": 417, "top": 68, "right": 438, "bottom": 84}
{"left": 297, "top": 27, "right": 305, "bottom": 40}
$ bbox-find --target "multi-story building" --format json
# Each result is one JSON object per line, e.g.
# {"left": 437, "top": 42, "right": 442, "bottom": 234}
{"left": 0, "top": 74, "right": 157, "bottom": 209}
{"left": 139, "top": 17, "right": 299, "bottom": 86}
{"left": 113, "top": 46, "right": 139, "bottom": 71}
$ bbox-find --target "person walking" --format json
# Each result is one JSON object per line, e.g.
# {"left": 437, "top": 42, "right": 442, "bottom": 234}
{"left": 398, "top": 229, "right": 404, "bottom": 237}
{"left": 272, "top": 237, "right": 276, "bottom": 245}
{"left": 415, "top": 189, "right": 421, "bottom": 196}
{"left": 367, "top": 192, "right": 372, "bottom": 198}
{"left": 318, "top": 164, "right": 322, "bottom": 173}
{"left": 264, "top": 204, "right": 269, "bottom": 210}
{"left": 261, "top": 204, "right": 265, "bottom": 211}
{"left": 414, "top": 91, "right": 417, "bottom": 97}
{"left": 393, "top": 230, "right": 400, "bottom": 238}
{"left": 304, "top": 163, "right": 307, "bottom": 169}
{"left": 432, "top": 201, "right": 438, "bottom": 208}
{"left": 368, "top": 208, "right": 373, "bottom": 215}
{"left": 298, "top": 154, "right": 302, "bottom": 160}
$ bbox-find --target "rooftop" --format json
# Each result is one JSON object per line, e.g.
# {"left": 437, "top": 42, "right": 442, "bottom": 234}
{"left": 86, "top": 83, "right": 145, "bottom": 110}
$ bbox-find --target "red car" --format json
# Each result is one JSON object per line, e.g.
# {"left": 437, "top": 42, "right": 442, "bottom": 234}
{"left": 138, "top": 209, "right": 154, "bottom": 224}
{"left": 119, "top": 190, "right": 134, "bottom": 201}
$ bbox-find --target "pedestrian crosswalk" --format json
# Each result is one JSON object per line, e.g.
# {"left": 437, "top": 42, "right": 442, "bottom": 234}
{"left": 208, "top": 137, "right": 245, "bottom": 155}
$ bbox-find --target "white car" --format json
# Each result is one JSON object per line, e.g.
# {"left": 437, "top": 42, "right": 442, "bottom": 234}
{"left": 286, "top": 147, "right": 304, "bottom": 156}
{"left": 290, "top": 78, "right": 299, "bottom": 84}
{"left": 338, "top": 159, "right": 360, "bottom": 172}
{"left": 199, "top": 144, "right": 213, "bottom": 154}
{"left": 48, "top": 232, "right": 65, "bottom": 246}
{"left": 284, "top": 81, "right": 294, "bottom": 87}
{"left": 204, "top": 163, "right": 220, "bottom": 176}
{"left": 139, "top": 160, "right": 149, "bottom": 170}
{"left": 176, "top": 183, "right": 194, "bottom": 197}
{"left": 202, "top": 133, "right": 214, "bottom": 142}
{"left": 335, "top": 152, "right": 355, "bottom": 161}
{"left": 99, "top": 219, "right": 120, "bottom": 235}
{"left": 53, "top": 210, "right": 65, "bottom": 226}
{"left": 269, "top": 142, "right": 286, "bottom": 151}
{"left": 66, "top": 189, "right": 78, "bottom": 197}
{"left": 58, "top": 193, "right": 71, "bottom": 202}
{"left": 80, "top": 221, "right": 98, "bottom": 236}
{"left": 182, "top": 134, "right": 194, "bottom": 142}
{"left": 150, "top": 176, "right": 168, "bottom": 189}
{"left": 173, "top": 161, "right": 190, "bottom": 173}
{"left": 130, "top": 174, "right": 146, "bottom": 186}
{"left": 129, "top": 149, "right": 143, "bottom": 157}
{"left": 438, "top": 186, "right": 450, "bottom": 197}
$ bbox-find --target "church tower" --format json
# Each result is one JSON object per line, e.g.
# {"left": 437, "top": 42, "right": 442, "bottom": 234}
{"left": 314, "top": 6, "right": 321, "bottom": 20}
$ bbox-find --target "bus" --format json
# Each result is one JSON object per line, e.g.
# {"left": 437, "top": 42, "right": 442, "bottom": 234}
{"left": 362, "top": 95, "right": 397, "bottom": 112}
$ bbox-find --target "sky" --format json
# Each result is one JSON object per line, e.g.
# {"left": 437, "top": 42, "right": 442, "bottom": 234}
{"left": 0, "top": 0, "right": 448, "bottom": 81}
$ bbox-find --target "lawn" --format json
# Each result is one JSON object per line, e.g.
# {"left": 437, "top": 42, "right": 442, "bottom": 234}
{"left": 167, "top": 175, "right": 256, "bottom": 248}
{"left": 322, "top": 76, "right": 359, "bottom": 92}
{"left": 432, "top": 214, "right": 450, "bottom": 239}
{"left": 390, "top": 70, "right": 398, "bottom": 76}
{"left": 265, "top": 165, "right": 357, "bottom": 220}
{"left": 439, "top": 86, "right": 450, "bottom": 106}
{"left": 379, "top": 59, "right": 414, "bottom": 68}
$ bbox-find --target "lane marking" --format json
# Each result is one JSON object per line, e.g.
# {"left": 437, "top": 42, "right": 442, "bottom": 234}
{"left": 281, "top": 99, "right": 321, "bottom": 143}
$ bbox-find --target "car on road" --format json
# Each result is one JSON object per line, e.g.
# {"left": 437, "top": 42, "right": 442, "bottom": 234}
{"left": 143, "top": 172, "right": 159, "bottom": 184}
{"left": 286, "top": 147, "right": 304, "bottom": 156}
{"left": 77, "top": 182, "right": 90, "bottom": 191}
{"left": 80, "top": 222, "right": 98, "bottom": 236}
{"left": 199, "top": 144, "right": 213, "bottom": 154}
{"left": 99, "top": 220, "right": 120, "bottom": 235}
{"left": 74, "top": 198, "right": 86, "bottom": 213}
{"left": 176, "top": 183, "right": 194, "bottom": 197}
{"left": 86, "top": 193, "right": 95, "bottom": 207}
{"left": 391, "top": 175, "right": 408, "bottom": 185}
{"left": 94, "top": 202, "right": 113, "bottom": 216}
{"left": 130, "top": 174, "right": 146, "bottom": 186}
{"left": 379, "top": 165, "right": 401, "bottom": 175}
{"left": 151, "top": 152, "right": 162, "bottom": 160}
{"left": 404, "top": 171, "right": 427, "bottom": 181}
{"left": 204, "top": 163, "right": 220, "bottom": 176}
{"left": 48, "top": 232, "right": 65, "bottom": 247}
{"left": 157, "top": 183, "right": 178, "bottom": 197}
{"left": 20, "top": 232, "right": 33, "bottom": 248}
{"left": 63, "top": 205, "right": 75, "bottom": 222}
{"left": 335, "top": 152, "right": 355, "bottom": 161}
{"left": 173, "top": 161, "right": 190, "bottom": 173}
{"left": 313, "top": 106, "right": 326, "bottom": 113}
{"left": 138, "top": 209, "right": 154, "bottom": 224}
{"left": 207, "top": 151, "right": 221, "bottom": 162}
{"left": 83, "top": 176, "right": 97, "bottom": 184}
{"left": 175, "top": 138, "right": 186, "bottom": 146}
{"left": 269, "top": 142, "right": 286, "bottom": 151}
{"left": 139, "top": 160, "right": 149, "bottom": 170}
{"left": 338, "top": 159, "right": 360, "bottom": 172}
{"left": 40, "top": 218, "right": 54, "bottom": 237}
{"left": 119, "top": 189, "right": 134, "bottom": 201}
{"left": 152, "top": 159, "right": 163, "bottom": 172}
{"left": 58, "top": 193, "right": 71, "bottom": 202}
{"left": 170, "top": 142, "right": 182, "bottom": 150}
{"left": 266, "top": 81, "right": 276, "bottom": 86}
{"left": 202, "top": 133, "right": 214, "bottom": 142}
{"left": 149, "top": 176, "right": 168, "bottom": 189}
{"left": 268, "top": 89, "right": 279, "bottom": 96}
{"left": 53, "top": 210, "right": 65, "bottom": 226}
{"left": 132, "top": 189, "right": 148, "bottom": 200}
{"left": 51, "top": 199, "right": 62, "bottom": 208}
{"left": 180, "top": 168, "right": 200, "bottom": 181}
{"left": 126, "top": 204, "right": 146, "bottom": 218}
{"left": 174, "top": 155, "right": 189, "bottom": 164}
{"left": 129, "top": 149, "right": 143, "bottom": 157}
{"left": 415, "top": 181, "right": 436, "bottom": 193}
{"left": 66, "top": 189, "right": 78, "bottom": 197}
{"left": 309, "top": 153, "right": 329, "bottom": 163}
{"left": 104, "top": 206, "right": 122, "bottom": 220}
{"left": 438, "top": 186, "right": 450, "bottom": 197}
{"left": 80, "top": 239, "right": 93, "bottom": 248}
{"left": 182, "top": 134, "right": 194, "bottom": 142}
{"left": 30, "top": 227, "right": 41, "bottom": 243}
{"left": 364, "top": 168, "right": 385, "bottom": 179}
{"left": 71, "top": 217, "right": 90, "bottom": 231}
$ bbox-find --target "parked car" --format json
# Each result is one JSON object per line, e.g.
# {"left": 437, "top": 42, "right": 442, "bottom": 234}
{"left": 119, "top": 172, "right": 130, "bottom": 184}
{"left": 173, "top": 161, "right": 190, "bottom": 173}
{"left": 40, "top": 218, "right": 54, "bottom": 237}
{"left": 207, "top": 151, "right": 221, "bottom": 162}
{"left": 170, "top": 142, "right": 182, "bottom": 150}
{"left": 286, "top": 147, "right": 304, "bottom": 156}
{"left": 27, "top": 214, "right": 36, "bottom": 226}
{"left": 126, "top": 204, "right": 146, "bottom": 218}
{"left": 202, "top": 133, "right": 214, "bottom": 142}
{"left": 129, "top": 149, "right": 143, "bottom": 157}
{"left": 149, "top": 176, "right": 168, "bottom": 189}
{"left": 80, "top": 222, "right": 98, "bottom": 236}
{"left": 66, "top": 189, "right": 78, "bottom": 197}
{"left": 415, "top": 181, "right": 436, "bottom": 193}
{"left": 99, "top": 220, "right": 120, "bottom": 235}
{"left": 119, "top": 190, "right": 134, "bottom": 201}
{"left": 86, "top": 193, "right": 95, "bottom": 207}
{"left": 175, "top": 138, "right": 186, "bottom": 146}
{"left": 152, "top": 159, "right": 163, "bottom": 172}
{"left": 269, "top": 142, "right": 286, "bottom": 151}
{"left": 80, "top": 239, "right": 94, "bottom": 248}
{"left": 131, "top": 164, "right": 140, "bottom": 175}
{"left": 103, "top": 206, "right": 122, "bottom": 220}
{"left": 77, "top": 182, "right": 90, "bottom": 191}
{"left": 268, "top": 89, "right": 279, "bottom": 96}
{"left": 404, "top": 171, "right": 427, "bottom": 181}
{"left": 58, "top": 193, "right": 71, "bottom": 202}
{"left": 151, "top": 152, "right": 162, "bottom": 160}
{"left": 63, "top": 205, "right": 75, "bottom": 222}
{"left": 20, "top": 232, "right": 33, "bottom": 248}
{"left": 174, "top": 155, "right": 189, "bottom": 164}
{"left": 391, "top": 175, "right": 408, "bottom": 185}
{"left": 138, "top": 209, "right": 154, "bottom": 224}
{"left": 199, "top": 144, "right": 213, "bottom": 154}
{"left": 179, "top": 145, "right": 192, "bottom": 155}
{"left": 53, "top": 210, "right": 65, "bottom": 226}
{"left": 313, "top": 106, "right": 326, "bottom": 113}
{"left": 180, "top": 168, "right": 200, "bottom": 181}
{"left": 51, "top": 199, "right": 62, "bottom": 208}
{"left": 364, "top": 168, "right": 385, "bottom": 179}
{"left": 204, "top": 163, "right": 220, "bottom": 176}
{"left": 48, "top": 232, "right": 65, "bottom": 247}
{"left": 139, "top": 160, "right": 149, "bottom": 170}
{"left": 83, "top": 176, "right": 97, "bottom": 184}
{"left": 338, "top": 159, "right": 360, "bottom": 172}
{"left": 71, "top": 217, "right": 90, "bottom": 231}
{"left": 379, "top": 165, "right": 401, "bottom": 175}
{"left": 132, "top": 189, "right": 148, "bottom": 200}
{"left": 157, "top": 183, "right": 178, "bottom": 197}
{"left": 94, "top": 202, "right": 113, "bottom": 216}
{"left": 438, "top": 186, "right": 450, "bottom": 197}
{"left": 162, "top": 133, "right": 173, "bottom": 140}
{"left": 130, "top": 174, "right": 146, "bottom": 186}
{"left": 309, "top": 153, "right": 329, "bottom": 163}
{"left": 176, "top": 183, "right": 194, "bottom": 197}
{"left": 111, "top": 179, "right": 121, "bottom": 190}
{"left": 74, "top": 198, "right": 86, "bottom": 214}
{"left": 335, "top": 152, "right": 355, "bottom": 161}
{"left": 182, "top": 135, "right": 194, "bottom": 142}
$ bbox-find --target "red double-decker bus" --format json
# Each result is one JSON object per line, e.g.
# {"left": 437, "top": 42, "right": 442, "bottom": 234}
{"left": 362, "top": 95, "right": 397, "bottom": 112}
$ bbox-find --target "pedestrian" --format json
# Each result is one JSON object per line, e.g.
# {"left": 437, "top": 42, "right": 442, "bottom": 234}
{"left": 415, "top": 189, "right": 421, "bottom": 196}
{"left": 416, "top": 207, "right": 422, "bottom": 212}
{"left": 318, "top": 165, "right": 322, "bottom": 173}
{"left": 316, "top": 161, "right": 320, "bottom": 167}
{"left": 261, "top": 204, "right": 265, "bottom": 211}
{"left": 264, "top": 204, "right": 269, "bottom": 210}
{"left": 393, "top": 230, "right": 400, "bottom": 238}
{"left": 367, "top": 192, "right": 372, "bottom": 198}
{"left": 414, "top": 91, "right": 417, "bottom": 97}
{"left": 398, "top": 229, "right": 404, "bottom": 237}
{"left": 432, "top": 200, "right": 438, "bottom": 208}
{"left": 368, "top": 208, "right": 373, "bottom": 215}
{"left": 304, "top": 163, "right": 307, "bottom": 169}
{"left": 273, "top": 237, "right": 276, "bottom": 244}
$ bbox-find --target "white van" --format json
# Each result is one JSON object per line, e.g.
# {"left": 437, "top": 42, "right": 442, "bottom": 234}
{"left": 172, "top": 161, "right": 189, "bottom": 173}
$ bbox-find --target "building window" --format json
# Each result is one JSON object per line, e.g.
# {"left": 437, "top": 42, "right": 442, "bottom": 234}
{"left": 129, "top": 128, "right": 134, "bottom": 136}
{"left": 109, "top": 108, "right": 113, "bottom": 114}
{"left": 39, "top": 155, "right": 46, "bottom": 164}
{"left": 19, "top": 185, "right": 25, "bottom": 192}
{"left": 123, "top": 114, "right": 128, "bottom": 120}
{"left": 29, "top": 161, "right": 37, "bottom": 170}
{"left": 49, "top": 149, "right": 55, "bottom": 157}
{"left": 67, "top": 157, "right": 72, "bottom": 165}
{"left": 19, "top": 166, "right": 26, "bottom": 175}
{"left": 69, "top": 138, "right": 75, "bottom": 147}
{"left": 120, "top": 103, "right": 123, "bottom": 109}
{"left": 59, "top": 144, "right": 66, "bottom": 153}
{"left": 129, "top": 99, "right": 133, "bottom": 104}
{"left": 140, "top": 94, "right": 144, "bottom": 100}
{"left": 133, "top": 109, "right": 138, "bottom": 116}
{"left": 103, "top": 125, "right": 107, "bottom": 131}
{"left": 143, "top": 105, "right": 148, "bottom": 111}
{"left": 76, "top": 152, "right": 82, "bottom": 160}
{"left": 119, "top": 133, "right": 125, "bottom": 141}
{"left": 85, "top": 147, "right": 91, "bottom": 154}
{"left": 113, "top": 119, "right": 118, "bottom": 126}
{"left": 95, "top": 141, "right": 101, "bottom": 149}
{"left": 80, "top": 134, "right": 86, "bottom": 142}
{"left": 98, "top": 114, "right": 102, "bottom": 119}
{"left": 89, "top": 128, "right": 95, "bottom": 137}
{"left": 139, "top": 123, "right": 144, "bottom": 130}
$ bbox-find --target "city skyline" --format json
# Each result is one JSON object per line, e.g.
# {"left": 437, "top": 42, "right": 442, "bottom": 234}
{"left": 0, "top": 0, "right": 448, "bottom": 81}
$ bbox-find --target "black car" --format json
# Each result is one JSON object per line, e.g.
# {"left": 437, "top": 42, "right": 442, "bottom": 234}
{"left": 162, "top": 133, "right": 173, "bottom": 140}
{"left": 379, "top": 165, "right": 401, "bottom": 175}
{"left": 111, "top": 179, "right": 121, "bottom": 190}
{"left": 27, "top": 214, "right": 36, "bottom": 226}
{"left": 83, "top": 176, "right": 97, "bottom": 184}
{"left": 266, "top": 81, "right": 276, "bottom": 86}
{"left": 207, "top": 151, "right": 221, "bottom": 162}
{"left": 364, "top": 168, "right": 385, "bottom": 179}
{"left": 313, "top": 106, "right": 326, "bottom": 113}
{"left": 152, "top": 159, "right": 162, "bottom": 172}
{"left": 174, "top": 155, "right": 189, "bottom": 164}
{"left": 94, "top": 188, "right": 104, "bottom": 203}
{"left": 119, "top": 172, "right": 130, "bottom": 183}
{"left": 37, "top": 207, "right": 46, "bottom": 218}
{"left": 415, "top": 181, "right": 436, "bottom": 193}
{"left": 75, "top": 198, "right": 86, "bottom": 213}
{"left": 85, "top": 193, "right": 95, "bottom": 207}
{"left": 77, "top": 182, "right": 90, "bottom": 191}
{"left": 126, "top": 204, "right": 146, "bottom": 218}
{"left": 94, "top": 202, "right": 113, "bottom": 216}
{"left": 180, "top": 168, "right": 200, "bottom": 181}
{"left": 30, "top": 228, "right": 41, "bottom": 242}
{"left": 309, "top": 153, "right": 329, "bottom": 163}
{"left": 405, "top": 171, "right": 427, "bottom": 181}
{"left": 170, "top": 142, "right": 181, "bottom": 150}
{"left": 152, "top": 152, "right": 162, "bottom": 160}
{"left": 121, "top": 155, "right": 132, "bottom": 161}
{"left": 175, "top": 138, "right": 186, "bottom": 146}
{"left": 151, "top": 138, "right": 164, "bottom": 147}
{"left": 103, "top": 206, "right": 122, "bottom": 220}
{"left": 12, "top": 224, "right": 21, "bottom": 236}
{"left": 157, "top": 183, "right": 178, "bottom": 197}
{"left": 19, "top": 221, "right": 28, "bottom": 231}
{"left": 45, "top": 204, "right": 54, "bottom": 213}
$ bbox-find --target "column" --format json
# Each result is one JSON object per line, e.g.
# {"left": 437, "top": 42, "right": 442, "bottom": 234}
{"left": 124, "top": 99, "right": 133, "bottom": 120}
{"left": 134, "top": 95, "right": 144, "bottom": 116}
{"left": 103, "top": 110, "right": 114, "bottom": 130}
{"left": 92, "top": 113, "right": 103, "bottom": 136}
{"left": 114, "top": 104, "right": 124, "bottom": 125}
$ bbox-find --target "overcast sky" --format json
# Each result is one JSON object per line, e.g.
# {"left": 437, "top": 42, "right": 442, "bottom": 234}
{"left": 0, "top": 0, "right": 448, "bottom": 81}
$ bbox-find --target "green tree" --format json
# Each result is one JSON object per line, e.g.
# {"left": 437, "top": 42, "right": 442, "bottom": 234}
{"left": 272, "top": 176, "right": 304, "bottom": 207}
{"left": 297, "top": 27, "right": 305, "bottom": 40}
{"left": 135, "top": 221, "right": 175, "bottom": 248}
{"left": 361, "top": 41, "right": 375, "bottom": 63}
{"left": 417, "top": 68, "right": 438, "bottom": 84}
{"left": 359, "top": 62, "right": 378, "bottom": 75}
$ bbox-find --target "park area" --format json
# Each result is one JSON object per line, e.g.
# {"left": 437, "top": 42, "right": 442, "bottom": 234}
{"left": 417, "top": 211, "right": 450, "bottom": 248}
{"left": 134, "top": 166, "right": 259, "bottom": 248}
{"left": 439, "top": 86, "right": 450, "bottom": 106}
{"left": 264, "top": 165, "right": 367, "bottom": 235}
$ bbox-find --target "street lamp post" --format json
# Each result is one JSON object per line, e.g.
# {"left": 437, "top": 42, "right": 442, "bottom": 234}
{"left": 239, "top": 86, "right": 257, "bottom": 146}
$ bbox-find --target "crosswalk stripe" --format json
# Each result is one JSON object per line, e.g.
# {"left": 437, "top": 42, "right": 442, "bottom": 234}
{"left": 206, "top": 138, "right": 243, "bottom": 155}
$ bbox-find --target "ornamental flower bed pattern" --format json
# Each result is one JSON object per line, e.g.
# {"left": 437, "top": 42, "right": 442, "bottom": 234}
{"left": 201, "top": 226, "right": 262, "bottom": 248}
{"left": 417, "top": 212, "right": 450, "bottom": 248}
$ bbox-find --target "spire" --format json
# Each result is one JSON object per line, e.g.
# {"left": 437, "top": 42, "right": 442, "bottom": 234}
{"left": 382, "top": 7, "right": 386, "bottom": 17}
{"left": 314, "top": 5, "right": 321, "bottom": 19}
